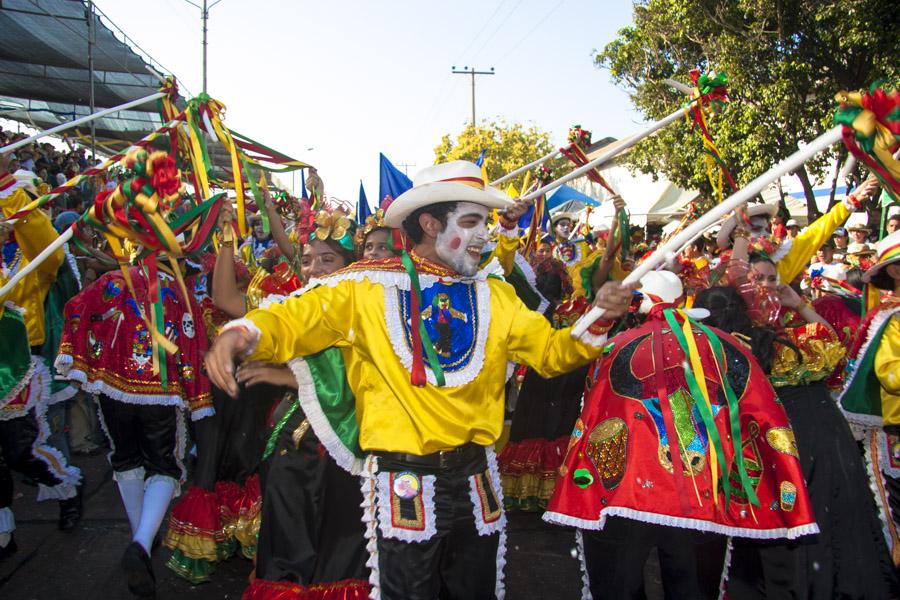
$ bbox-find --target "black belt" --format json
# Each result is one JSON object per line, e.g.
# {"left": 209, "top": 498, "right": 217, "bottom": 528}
{"left": 375, "top": 442, "right": 485, "bottom": 469}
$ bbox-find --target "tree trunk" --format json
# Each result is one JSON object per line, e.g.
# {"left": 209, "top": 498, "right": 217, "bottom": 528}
{"left": 827, "top": 146, "right": 846, "bottom": 212}
{"left": 776, "top": 177, "right": 788, "bottom": 216}
{"left": 794, "top": 165, "right": 819, "bottom": 224}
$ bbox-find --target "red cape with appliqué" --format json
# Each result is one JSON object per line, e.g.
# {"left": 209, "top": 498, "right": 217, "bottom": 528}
{"left": 55, "top": 267, "right": 211, "bottom": 417}
{"left": 544, "top": 309, "right": 818, "bottom": 540}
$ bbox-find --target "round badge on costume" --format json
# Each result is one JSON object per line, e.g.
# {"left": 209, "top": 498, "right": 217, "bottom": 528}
{"left": 181, "top": 313, "right": 196, "bottom": 339}
{"left": 392, "top": 472, "right": 421, "bottom": 499}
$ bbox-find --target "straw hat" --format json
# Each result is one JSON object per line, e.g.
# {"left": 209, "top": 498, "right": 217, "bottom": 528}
{"left": 716, "top": 203, "right": 778, "bottom": 249}
{"left": 847, "top": 242, "right": 875, "bottom": 256}
{"left": 383, "top": 161, "right": 511, "bottom": 228}
{"left": 862, "top": 230, "right": 900, "bottom": 283}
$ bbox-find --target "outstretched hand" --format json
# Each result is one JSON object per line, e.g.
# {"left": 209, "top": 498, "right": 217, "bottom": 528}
{"left": 205, "top": 328, "right": 255, "bottom": 397}
{"left": 501, "top": 197, "right": 533, "bottom": 224}
{"left": 592, "top": 280, "right": 640, "bottom": 320}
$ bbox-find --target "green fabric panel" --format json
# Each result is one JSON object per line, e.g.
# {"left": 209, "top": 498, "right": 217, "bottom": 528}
{"left": 841, "top": 317, "right": 894, "bottom": 419}
{"left": 305, "top": 348, "right": 363, "bottom": 458}
{"left": 0, "top": 308, "right": 31, "bottom": 399}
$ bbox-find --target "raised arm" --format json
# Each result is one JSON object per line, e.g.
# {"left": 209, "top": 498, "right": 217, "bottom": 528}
{"left": 211, "top": 202, "right": 248, "bottom": 318}
{"left": 206, "top": 280, "right": 355, "bottom": 396}
{"left": 262, "top": 187, "right": 297, "bottom": 261}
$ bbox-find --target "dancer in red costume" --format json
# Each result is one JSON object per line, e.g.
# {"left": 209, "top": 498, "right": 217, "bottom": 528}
{"left": 545, "top": 271, "right": 817, "bottom": 599}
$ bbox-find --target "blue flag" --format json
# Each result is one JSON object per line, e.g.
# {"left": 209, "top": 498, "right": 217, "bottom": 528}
{"left": 300, "top": 169, "right": 308, "bottom": 200}
{"left": 379, "top": 153, "right": 413, "bottom": 208}
{"left": 357, "top": 180, "right": 372, "bottom": 224}
{"left": 475, "top": 149, "right": 487, "bottom": 167}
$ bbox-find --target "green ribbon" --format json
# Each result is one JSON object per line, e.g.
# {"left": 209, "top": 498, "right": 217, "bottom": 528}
{"left": 153, "top": 286, "right": 168, "bottom": 390}
{"left": 617, "top": 207, "right": 630, "bottom": 262}
{"left": 663, "top": 309, "right": 757, "bottom": 506}
{"left": 399, "top": 250, "right": 446, "bottom": 387}
{"left": 262, "top": 396, "right": 299, "bottom": 461}
{"left": 694, "top": 318, "right": 758, "bottom": 507}
{"left": 240, "top": 156, "right": 270, "bottom": 235}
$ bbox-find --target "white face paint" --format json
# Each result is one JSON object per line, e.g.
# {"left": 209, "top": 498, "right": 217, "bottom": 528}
{"left": 435, "top": 202, "right": 490, "bottom": 277}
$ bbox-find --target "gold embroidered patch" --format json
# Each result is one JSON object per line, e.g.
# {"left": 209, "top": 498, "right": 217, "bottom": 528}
{"left": 389, "top": 472, "right": 425, "bottom": 531}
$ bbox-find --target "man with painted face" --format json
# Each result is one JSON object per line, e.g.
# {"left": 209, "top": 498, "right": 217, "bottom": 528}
{"left": 205, "top": 160, "right": 635, "bottom": 600}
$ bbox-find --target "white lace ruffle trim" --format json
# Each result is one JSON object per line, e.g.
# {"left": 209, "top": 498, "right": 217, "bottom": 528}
{"left": 288, "top": 357, "right": 364, "bottom": 475}
{"left": 360, "top": 455, "right": 381, "bottom": 600}
{"left": 375, "top": 469, "right": 437, "bottom": 543}
{"left": 383, "top": 277, "right": 492, "bottom": 388}
{"left": 542, "top": 507, "right": 820, "bottom": 540}
{"left": 574, "top": 529, "right": 592, "bottom": 600}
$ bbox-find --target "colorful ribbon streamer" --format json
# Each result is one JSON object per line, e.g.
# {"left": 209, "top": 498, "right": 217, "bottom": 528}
{"left": 834, "top": 82, "right": 900, "bottom": 201}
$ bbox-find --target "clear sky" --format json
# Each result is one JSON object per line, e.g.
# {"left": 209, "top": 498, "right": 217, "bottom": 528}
{"left": 95, "top": 0, "right": 642, "bottom": 207}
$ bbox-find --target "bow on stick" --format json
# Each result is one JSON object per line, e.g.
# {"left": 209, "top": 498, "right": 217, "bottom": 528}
{"left": 834, "top": 81, "right": 900, "bottom": 202}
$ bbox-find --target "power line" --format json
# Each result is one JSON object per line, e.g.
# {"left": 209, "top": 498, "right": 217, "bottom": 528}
{"left": 468, "top": 0, "right": 524, "bottom": 63}
{"left": 496, "top": 0, "right": 564, "bottom": 65}
{"left": 455, "top": 0, "right": 509, "bottom": 64}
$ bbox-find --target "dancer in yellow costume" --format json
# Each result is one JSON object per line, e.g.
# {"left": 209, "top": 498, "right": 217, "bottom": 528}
{"left": 206, "top": 160, "right": 634, "bottom": 600}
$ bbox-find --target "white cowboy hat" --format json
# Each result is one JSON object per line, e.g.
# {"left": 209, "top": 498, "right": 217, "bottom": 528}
{"left": 383, "top": 160, "right": 512, "bottom": 228}
{"left": 785, "top": 218, "right": 799, "bottom": 227}
{"left": 862, "top": 230, "right": 900, "bottom": 283}
{"left": 717, "top": 203, "right": 778, "bottom": 249}
{"left": 550, "top": 211, "right": 577, "bottom": 226}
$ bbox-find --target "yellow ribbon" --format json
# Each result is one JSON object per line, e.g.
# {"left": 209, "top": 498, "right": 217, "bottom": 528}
{"left": 679, "top": 312, "right": 719, "bottom": 506}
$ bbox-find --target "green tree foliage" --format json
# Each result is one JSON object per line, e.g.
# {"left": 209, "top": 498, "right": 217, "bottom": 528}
{"left": 596, "top": 0, "right": 899, "bottom": 221}
{"left": 434, "top": 121, "right": 566, "bottom": 185}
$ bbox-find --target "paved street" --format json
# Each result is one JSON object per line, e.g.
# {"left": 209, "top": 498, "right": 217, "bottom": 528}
{"left": 0, "top": 452, "right": 662, "bottom": 599}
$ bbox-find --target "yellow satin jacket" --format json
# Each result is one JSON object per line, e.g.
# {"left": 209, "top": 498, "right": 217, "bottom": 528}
{"left": 236, "top": 254, "right": 610, "bottom": 455}
{"left": 1, "top": 187, "right": 64, "bottom": 347}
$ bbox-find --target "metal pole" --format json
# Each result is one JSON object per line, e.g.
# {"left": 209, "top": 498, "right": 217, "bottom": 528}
{"left": 202, "top": 0, "right": 208, "bottom": 93}
{"left": 1, "top": 92, "right": 167, "bottom": 154}
{"left": 571, "top": 125, "right": 844, "bottom": 338}
{"left": 87, "top": 0, "right": 96, "bottom": 162}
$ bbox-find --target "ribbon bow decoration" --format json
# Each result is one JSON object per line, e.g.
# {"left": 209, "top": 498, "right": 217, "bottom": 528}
{"left": 683, "top": 69, "right": 737, "bottom": 204}
{"left": 75, "top": 149, "right": 224, "bottom": 387}
{"left": 834, "top": 82, "right": 900, "bottom": 201}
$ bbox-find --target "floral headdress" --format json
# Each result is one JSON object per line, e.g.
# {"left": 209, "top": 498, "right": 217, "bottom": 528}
{"left": 353, "top": 208, "right": 387, "bottom": 247}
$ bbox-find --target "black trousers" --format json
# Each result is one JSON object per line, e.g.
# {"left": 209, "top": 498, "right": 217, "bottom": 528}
{"left": 96, "top": 395, "right": 180, "bottom": 478}
{"left": 374, "top": 450, "right": 502, "bottom": 600}
{"left": 0, "top": 411, "right": 65, "bottom": 508}
{"left": 191, "top": 384, "right": 283, "bottom": 490}
{"left": 728, "top": 385, "right": 898, "bottom": 600}
{"left": 255, "top": 398, "right": 367, "bottom": 585}
{"left": 582, "top": 518, "right": 727, "bottom": 600}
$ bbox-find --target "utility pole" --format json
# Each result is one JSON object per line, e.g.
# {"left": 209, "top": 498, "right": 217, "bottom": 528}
{"left": 184, "top": 0, "right": 224, "bottom": 93}
{"left": 202, "top": 0, "right": 208, "bottom": 93}
{"left": 451, "top": 66, "right": 494, "bottom": 127}
{"left": 397, "top": 162, "right": 416, "bottom": 176}
{"left": 86, "top": 0, "right": 96, "bottom": 160}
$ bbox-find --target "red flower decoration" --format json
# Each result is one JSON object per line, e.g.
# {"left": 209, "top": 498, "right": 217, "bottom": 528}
{"left": 150, "top": 155, "right": 181, "bottom": 198}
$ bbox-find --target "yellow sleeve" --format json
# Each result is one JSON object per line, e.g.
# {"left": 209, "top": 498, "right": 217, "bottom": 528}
{"left": 484, "top": 232, "right": 519, "bottom": 276}
{"left": 495, "top": 279, "right": 605, "bottom": 378}
{"left": 876, "top": 317, "right": 900, "bottom": 397}
{"left": 242, "top": 279, "right": 356, "bottom": 363}
{"left": 777, "top": 202, "right": 849, "bottom": 283}
{"left": 1, "top": 188, "right": 64, "bottom": 283}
